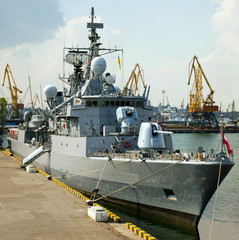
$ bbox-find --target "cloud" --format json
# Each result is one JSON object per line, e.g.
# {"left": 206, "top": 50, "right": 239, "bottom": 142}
{"left": 1, "top": 1, "right": 237, "bottom": 112}
{"left": 194, "top": 0, "right": 239, "bottom": 110}
{"left": 0, "top": 0, "right": 64, "bottom": 48}
{"left": 105, "top": 27, "right": 124, "bottom": 36}
{"left": 201, "top": 52, "right": 239, "bottom": 110}
{"left": 211, "top": 0, "right": 239, "bottom": 54}
{"left": 0, "top": 16, "right": 88, "bottom": 107}
{"left": 0, "top": 14, "right": 121, "bottom": 108}
{"left": 147, "top": 59, "right": 189, "bottom": 107}
{"left": 57, "top": 16, "right": 89, "bottom": 46}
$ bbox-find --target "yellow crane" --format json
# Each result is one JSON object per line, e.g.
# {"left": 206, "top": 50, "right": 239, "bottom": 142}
{"left": 27, "top": 93, "right": 40, "bottom": 109}
{"left": 187, "top": 56, "right": 218, "bottom": 127}
{"left": 2, "top": 64, "right": 22, "bottom": 118}
{"left": 122, "top": 63, "right": 146, "bottom": 96}
{"left": 32, "top": 93, "right": 40, "bottom": 108}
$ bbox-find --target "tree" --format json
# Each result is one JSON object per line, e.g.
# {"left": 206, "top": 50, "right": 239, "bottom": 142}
{"left": 0, "top": 98, "right": 8, "bottom": 133}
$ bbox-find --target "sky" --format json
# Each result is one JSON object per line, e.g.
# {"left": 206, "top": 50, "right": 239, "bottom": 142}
{"left": 0, "top": 0, "right": 239, "bottom": 111}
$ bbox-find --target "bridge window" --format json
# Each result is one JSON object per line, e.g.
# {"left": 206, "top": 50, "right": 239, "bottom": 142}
{"left": 92, "top": 101, "right": 98, "bottom": 107}
{"left": 136, "top": 101, "right": 144, "bottom": 107}
{"left": 86, "top": 101, "right": 92, "bottom": 107}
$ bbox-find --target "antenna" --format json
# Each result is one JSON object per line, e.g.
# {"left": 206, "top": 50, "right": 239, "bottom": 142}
{"left": 28, "top": 76, "right": 34, "bottom": 110}
{"left": 162, "top": 90, "right": 166, "bottom": 107}
{"left": 40, "top": 84, "right": 43, "bottom": 109}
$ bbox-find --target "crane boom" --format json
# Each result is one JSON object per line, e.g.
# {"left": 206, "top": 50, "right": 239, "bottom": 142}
{"left": 2, "top": 64, "right": 22, "bottom": 118}
{"left": 122, "top": 63, "right": 146, "bottom": 96}
{"left": 188, "top": 56, "right": 218, "bottom": 113}
{"left": 187, "top": 56, "right": 218, "bottom": 128}
{"left": 33, "top": 93, "right": 40, "bottom": 108}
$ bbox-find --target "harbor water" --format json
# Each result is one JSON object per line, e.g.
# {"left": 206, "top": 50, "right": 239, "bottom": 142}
{"left": 1, "top": 133, "right": 238, "bottom": 239}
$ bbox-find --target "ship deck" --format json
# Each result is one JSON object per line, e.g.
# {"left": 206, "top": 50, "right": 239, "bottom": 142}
{"left": 89, "top": 150, "right": 219, "bottom": 163}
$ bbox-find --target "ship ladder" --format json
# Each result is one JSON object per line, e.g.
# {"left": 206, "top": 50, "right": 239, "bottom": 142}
{"left": 21, "top": 146, "right": 50, "bottom": 167}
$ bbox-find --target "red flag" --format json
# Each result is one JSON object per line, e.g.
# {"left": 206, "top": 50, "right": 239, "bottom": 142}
{"left": 220, "top": 127, "right": 233, "bottom": 155}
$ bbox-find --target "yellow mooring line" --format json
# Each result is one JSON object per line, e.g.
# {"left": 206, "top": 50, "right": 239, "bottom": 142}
{"left": 2, "top": 148, "right": 157, "bottom": 240}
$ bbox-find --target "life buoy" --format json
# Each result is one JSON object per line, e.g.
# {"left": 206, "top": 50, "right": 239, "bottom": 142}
{"left": 123, "top": 141, "right": 131, "bottom": 148}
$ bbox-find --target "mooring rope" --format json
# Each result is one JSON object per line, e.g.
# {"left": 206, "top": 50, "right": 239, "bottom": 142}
{"left": 208, "top": 159, "right": 222, "bottom": 240}
{"left": 89, "top": 158, "right": 185, "bottom": 204}
{"left": 54, "top": 158, "right": 133, "bottom": 179}
{"left": 90, "top": 157, "right": 110, "bottom": 201}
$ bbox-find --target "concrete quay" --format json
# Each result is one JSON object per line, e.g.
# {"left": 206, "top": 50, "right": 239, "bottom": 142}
{"left": 0, "top": 150, "right": 141, "bottom": 240}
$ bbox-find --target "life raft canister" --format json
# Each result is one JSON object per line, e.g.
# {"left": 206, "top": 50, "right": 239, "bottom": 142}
{"left": 123, "top": 141, "right": 131, "bottom": 148}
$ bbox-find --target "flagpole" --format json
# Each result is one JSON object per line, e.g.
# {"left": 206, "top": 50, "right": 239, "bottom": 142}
{"left": 219, "top": 113, "right": 233, "bottom": 156}
{"left": 219, "top": 113, "right": 224, "bottom": 153}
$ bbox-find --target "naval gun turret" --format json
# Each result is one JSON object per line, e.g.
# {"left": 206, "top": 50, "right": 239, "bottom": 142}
{"left": 138, "top": 122, "right": 173, "bottom": 153}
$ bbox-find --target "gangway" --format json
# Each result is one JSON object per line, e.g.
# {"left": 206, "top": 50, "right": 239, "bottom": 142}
{"left": 22, "top": 146, "right": 49, "bottom": 166}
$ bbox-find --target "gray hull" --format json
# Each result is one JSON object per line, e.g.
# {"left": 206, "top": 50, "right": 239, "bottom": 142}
{"left": 9, "top": 131, "right": 234, "bottom": 226}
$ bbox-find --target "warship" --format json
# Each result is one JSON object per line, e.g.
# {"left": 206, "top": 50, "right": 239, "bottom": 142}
{"left": 7, "top": 8, "right": 234, "bottom": 227}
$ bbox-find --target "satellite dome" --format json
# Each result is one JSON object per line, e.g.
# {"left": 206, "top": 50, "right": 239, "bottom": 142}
{"left": 114, "top": 86, "right": 121, "bottom": 92}
{"left": 105, "top": 75, "right": 115, "bottom": 85}
{"left": 44, "top": 85, "right": 57, "bottom": 99}
{"left": 91, "top": 57, "right": 106, "bottom": 76}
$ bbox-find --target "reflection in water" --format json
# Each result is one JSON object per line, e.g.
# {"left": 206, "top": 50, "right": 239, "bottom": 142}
{"left": 99, "top": 200, "right": 200, "bottom": 239}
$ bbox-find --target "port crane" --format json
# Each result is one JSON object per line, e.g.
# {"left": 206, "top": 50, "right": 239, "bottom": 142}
{"left": 122, "top": 63, "right": 146, "bottom": 96}
{"left": 226, "top": 100, "right": 236, "bottom": 120}
{"left": 32, "top": 93, "right": 40, "bottom": 108}
{"left": 187, "top": 56, "right": 218, "bottom": 127}
{"left": 2, "top": 64, "right": 23, "bottom": 118}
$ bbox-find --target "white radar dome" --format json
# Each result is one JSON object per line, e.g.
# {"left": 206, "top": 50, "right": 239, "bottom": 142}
{"left": 114, "top": 86, "right": 121, "bottom": 92}
{"left": 44, "top": 85, "right": 58, "bottom": 99}
{"left": 105, "top": 75, "right": 115, "bottom": 85}
{"left": 91, "top": 57, "right": 106, "bottom": 76}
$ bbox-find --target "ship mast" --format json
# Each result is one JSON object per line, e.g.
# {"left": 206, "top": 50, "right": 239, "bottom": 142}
{"left": 85, "top": 7, "right": 104, "bottom": 78}
{"left": 62, "top": 7, "right": 123, "bottom": 95}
